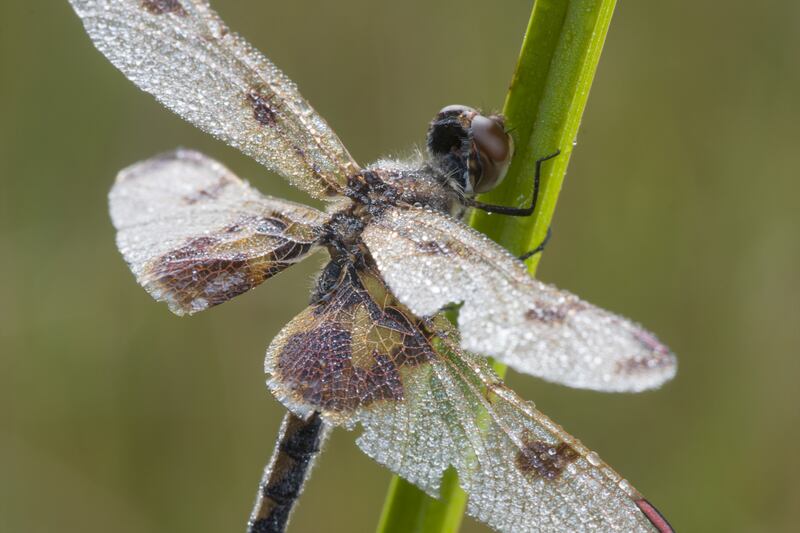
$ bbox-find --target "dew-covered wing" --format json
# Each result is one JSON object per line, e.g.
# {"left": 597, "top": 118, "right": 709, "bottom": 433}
{"left": 265, "top": 265, "right": 671, "bottom": 533}
{"left": 69, "top": 0, "right": 359, "bottom": 199}
{"left": 265, "top": 264, "right": 432, "bottom": 420}
{"left": 110, "top": 149, "right": 328, "bottom": 315}
{"left": 361, "top": 206, "right": 676, "bottom": 392}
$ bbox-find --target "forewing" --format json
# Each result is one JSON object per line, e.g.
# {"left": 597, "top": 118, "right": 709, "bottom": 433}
{"left": 362, "top": 206, "right": 676, "bottom": 392}
{"left": 265, "top": 266, "right": 669, "bottom": 533}
{"left": 110, "top": 149, "right": 328, "bottom": 315}
{"left": 70, "top": 0, "right": 359, "bottom": 199}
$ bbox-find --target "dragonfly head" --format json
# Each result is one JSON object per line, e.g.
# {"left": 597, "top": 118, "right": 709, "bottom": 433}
{"left": 426, "top": 104, "right": 514, "bottom": 196}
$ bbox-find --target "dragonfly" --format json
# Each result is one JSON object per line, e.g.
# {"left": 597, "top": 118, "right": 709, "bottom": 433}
{"left": 69, "top": 1, "right": 677, "bottom": 532}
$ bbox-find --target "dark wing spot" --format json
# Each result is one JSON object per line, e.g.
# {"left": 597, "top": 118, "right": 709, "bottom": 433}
{"left": 417, "top": 240, "right": 445, "bottom": 255}
{"left": 515, "top": 436, "right": 580, "bottom": 480}
{"left": 141, "top": 0, "right": 187, "bottom": 15}
{"left": 416, "top": 239, "right": 460, "bottom": 256}
{"left": 182, "top": 176, "right": 233, "bottom": 204}
{"left": 525, "top": 307, "right": 566, "bottom": 323}
{"left": 524, "top": 299, "right": 586, "bottom": 323}
{"left": 248, "top": 90, "right": 279, "bottom": 127}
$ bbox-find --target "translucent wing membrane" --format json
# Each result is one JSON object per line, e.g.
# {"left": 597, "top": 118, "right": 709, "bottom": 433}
{"left": 362, "top": 207, "right": 677, "bottom": 392}
{"left": 69, "top": 0, "right": 359, "bottom": 199}
{"left": 110, "top": 150, "right": 328, "bottom": 315}
{"left": 265, "top": 265, "right": 665, "bottom": 532}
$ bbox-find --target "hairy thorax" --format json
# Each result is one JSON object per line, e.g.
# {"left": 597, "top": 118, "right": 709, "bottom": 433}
{"left": 348, "top": 163, "right": 461, "bottom": 217}
{"left": 315, "top": 163, "right": 461, "bottom": 302}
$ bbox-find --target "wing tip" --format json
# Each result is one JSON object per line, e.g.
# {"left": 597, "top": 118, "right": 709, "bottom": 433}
{"left": 617, "top": 329, "right": 678, "bottom": 391}
{"left": 140, "top": 279, "right": 202, "bottom": 317}
{"left": 635, "top": 498, "right": 676, "bottom": 533}
{"left": 602, "top": 353, "right": 676, "bottom": 393}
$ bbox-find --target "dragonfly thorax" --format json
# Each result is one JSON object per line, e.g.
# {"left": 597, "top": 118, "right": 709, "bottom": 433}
{"left": 345, "top": 165, "right": 459, "bottom": 216}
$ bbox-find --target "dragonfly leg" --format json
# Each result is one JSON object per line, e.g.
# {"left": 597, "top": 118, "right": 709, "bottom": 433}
{"left": 467, "top": 150, "right": 561, "bottom": 216}
{"left": 519, "top": 226, "right": 553, "bottom": 262}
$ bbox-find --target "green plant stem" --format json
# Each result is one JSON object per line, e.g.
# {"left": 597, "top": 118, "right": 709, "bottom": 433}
{"left": 375, "top": 1, "right": 618, "bottom": 532}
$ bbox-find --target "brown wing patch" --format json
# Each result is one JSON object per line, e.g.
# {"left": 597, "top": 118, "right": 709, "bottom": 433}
{"left": 142, "top": 213, "right": 322, "bottom": 315}
{"left": 515, "top": 432, "right": 580, "bottom": 481}
{"left": 141, "top": 0, "right": 186, "bottom": 16}
{"left": 266, "top": 264, "right": 432, "bottom": 417}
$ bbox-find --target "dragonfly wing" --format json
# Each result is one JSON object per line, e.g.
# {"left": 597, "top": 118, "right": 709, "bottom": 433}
{"left": 265, "top": 264, "right": 670, "bottom": 533}
{"left": 69, "top": 0, "right": 359, "bottom": 198}
{"left": 362, "top": 206, "right": 676, "bottom": 392}
{"left": 110, "top": 149, "right": 328, "bottom": 315}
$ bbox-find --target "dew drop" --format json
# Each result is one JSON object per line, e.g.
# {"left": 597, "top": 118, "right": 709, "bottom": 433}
{"left": 586, "top": 451, "right": 601, "bottom": 466}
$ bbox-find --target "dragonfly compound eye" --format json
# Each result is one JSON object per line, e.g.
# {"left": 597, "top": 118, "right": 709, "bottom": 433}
{"left": 470, "top": 114, "right": 513, "bottom": 194}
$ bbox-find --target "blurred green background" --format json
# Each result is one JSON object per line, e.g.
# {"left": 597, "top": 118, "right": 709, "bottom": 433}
{"left": 1, "top": 1, "right": 798, "bottom": 532}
